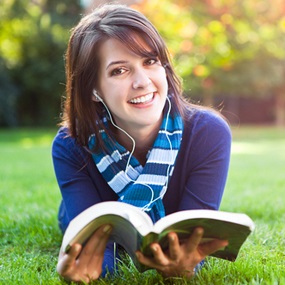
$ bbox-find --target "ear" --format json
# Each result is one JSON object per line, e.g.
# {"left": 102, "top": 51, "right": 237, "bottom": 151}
{"left": 92, "top": 89, "right": 101, "bottom": 102}
{"left": 163, "top": 63, "right": 169, "bottom": 69}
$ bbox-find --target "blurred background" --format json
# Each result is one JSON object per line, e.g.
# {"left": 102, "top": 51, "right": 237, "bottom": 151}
{"left": 1, "top": 0, "right": 285, "bottom": 128}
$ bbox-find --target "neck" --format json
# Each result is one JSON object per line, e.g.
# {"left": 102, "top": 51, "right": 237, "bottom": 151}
{"left": 114, "top": 120, "right": 162, "bottom": 165}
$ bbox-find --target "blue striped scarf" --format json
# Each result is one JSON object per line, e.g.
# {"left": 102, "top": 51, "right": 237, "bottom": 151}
{"left": 89, "top": 106, "right": 183, "bottom": 222}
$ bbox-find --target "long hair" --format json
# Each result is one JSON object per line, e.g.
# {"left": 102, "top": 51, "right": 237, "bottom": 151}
{"left": 61, "top": 4, "right": 187, "bottom": 148}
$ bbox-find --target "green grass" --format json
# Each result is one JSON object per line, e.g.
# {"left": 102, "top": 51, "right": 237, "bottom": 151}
{"left": 0, "top": 126, "right": 285, "bottom": 284}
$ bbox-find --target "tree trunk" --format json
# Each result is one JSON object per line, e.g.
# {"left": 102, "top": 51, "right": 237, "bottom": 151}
{"left": 275, "top": 89, "right": 285, "bottom": 126}
{"left": 202, "top": 92, "right": 214, "bottom": 107}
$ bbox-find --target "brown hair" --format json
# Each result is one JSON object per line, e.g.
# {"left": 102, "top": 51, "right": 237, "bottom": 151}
{"left": 61, "top": 4, "right": 187, "bottom": 148}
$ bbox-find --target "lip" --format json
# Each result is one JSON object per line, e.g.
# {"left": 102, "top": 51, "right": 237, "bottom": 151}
{"left": 128, "top": 92, "right": 156, "bottom": 105}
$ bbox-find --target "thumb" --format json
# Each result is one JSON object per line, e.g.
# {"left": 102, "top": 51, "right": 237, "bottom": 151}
{"left": 199, "top": 239, "right": 228, "bottom": 257}
{"left": 57, "top": 243, "right": 82, "bottom": 275}
{"left": 68, "top": 243, "right": 82, "bottom": 257}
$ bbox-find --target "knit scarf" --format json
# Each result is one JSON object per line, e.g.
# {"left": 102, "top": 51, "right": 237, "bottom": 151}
{"left": 89, "top": 102, "right": 183, "bottom": 222}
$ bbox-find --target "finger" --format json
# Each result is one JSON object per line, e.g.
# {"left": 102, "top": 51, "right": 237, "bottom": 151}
{"left": 57, "top": 243, "right": 82, "bottom": 275}
{"left": 135, "top": 250, "right": 164, "bottom": 271}
{"left": 135, "top": 244, "right": 170, "bottom": 271}
{"left": 77, "top": 225, "right": 112, "bottom": 272}
{"left": 57, "top": 244, "right": 101, "bottom": 283}
{"left": 150, "top": 243, "right": 170, "bottom": 266}
{"left": 135, "top": 251, "right": 152, "bottom": 267}
{"left": 199, "top": 239, "right": 229, "bottom": 257}
{"left": 88, "top": 225, "right": 113, "bottom": 270}
{"left": 168, "top": 232, "right": 181, "bottom": 260}
{"left": 81, "top": 225, "right": 112, "bottom": 257}
{"left": 185, "top": 227, "right": 204, "bottom": 252}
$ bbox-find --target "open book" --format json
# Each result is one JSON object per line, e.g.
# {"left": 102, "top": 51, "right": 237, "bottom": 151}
{"left": 61, "top": 201, "right": 255, "bottom": 272}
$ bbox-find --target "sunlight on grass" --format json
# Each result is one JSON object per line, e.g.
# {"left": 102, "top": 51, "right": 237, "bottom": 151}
{"left": 232, "top": 140, "right": 285, "bottom": 158}
{"left": 19, "top": 136, "right": 54, "bottom": 148}
{"left": 20, "top": 137, "right": 34, "bottom": 148}
{"left": 0, "top": 127, "right": 284, "bottom": 284}
{"left": 232, "top": 141, "right": 268, "bottom": 154}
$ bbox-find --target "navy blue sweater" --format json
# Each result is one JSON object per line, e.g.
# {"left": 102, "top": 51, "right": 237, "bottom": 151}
{"left": 52, "top": 107, "right": 231, "bottom": 275}
{"left": 52, "top": 108, "right": 231, "bottom": 233}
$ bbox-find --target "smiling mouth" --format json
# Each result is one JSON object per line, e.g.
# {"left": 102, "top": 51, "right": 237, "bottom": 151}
{"left": 129, "top": 93, "right": 155, "bottom": 104}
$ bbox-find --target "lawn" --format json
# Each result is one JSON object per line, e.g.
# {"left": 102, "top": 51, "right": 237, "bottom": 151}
{"left": 0, "top": 126, "right": 284, "bottom": 284}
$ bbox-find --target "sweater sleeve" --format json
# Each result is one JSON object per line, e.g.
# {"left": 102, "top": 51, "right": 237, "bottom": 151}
{"left": 177, "top": 109, "right": 232, "bottom": 211}
{"left": 52, "top": 129, "right": 121, "bottom": 275}
{"left": 52, "top": 128, "right": 106, "bottom": 229}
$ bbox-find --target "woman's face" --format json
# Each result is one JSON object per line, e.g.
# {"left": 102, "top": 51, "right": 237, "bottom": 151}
{"left": 95, "top": 37, "right": 168, "bottom": 135}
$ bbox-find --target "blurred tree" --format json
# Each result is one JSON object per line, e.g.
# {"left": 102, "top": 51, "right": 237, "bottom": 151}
{"left": 133, "top": 0, "right": 285, "bottom": 125}
{"left": 0, "top": 0, "right": 82, "bottom": 126}
{"left": 0, "top": 59, "right": 19, "bottom": 126}
{"left": 82, "top": 0, "right": 142, "bottom": 12}
{"left": 1, "top": 0, "right": 284, "bottom": 126}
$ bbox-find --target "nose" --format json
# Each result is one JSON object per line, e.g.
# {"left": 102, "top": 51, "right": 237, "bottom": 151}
{"left": 132, "top": 68, "right": 152, "bottom": 89}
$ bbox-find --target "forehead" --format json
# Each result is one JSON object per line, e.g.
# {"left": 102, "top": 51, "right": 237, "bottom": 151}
{"left": 97, "top": 35, "right": 156, "bottom": 66}
{"left": 99, "top": 38, "right": 139, "bottom": 59}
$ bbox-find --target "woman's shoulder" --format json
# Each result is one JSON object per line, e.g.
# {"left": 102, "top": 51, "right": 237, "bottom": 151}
{"left": 52, "top": 127, "right": 74, "bottom": 148}
{"left": 183, "top": 105, "right": 232, "bottom": 139}
{"left": 52, "top": 127, "right": 88, "bottom": 160}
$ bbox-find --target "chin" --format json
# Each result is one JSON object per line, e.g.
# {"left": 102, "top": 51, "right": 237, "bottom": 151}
{"left": 145, "top": 114, "right": 163, "bottom": 126}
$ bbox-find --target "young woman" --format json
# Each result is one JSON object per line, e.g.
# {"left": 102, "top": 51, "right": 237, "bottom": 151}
{"left": 52, "top": 4, "right": 231, "bottom": 283}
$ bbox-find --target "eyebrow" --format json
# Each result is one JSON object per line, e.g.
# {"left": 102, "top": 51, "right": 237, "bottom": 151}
{"left": 106, "top": 60, "right": 128, "bottom": 70}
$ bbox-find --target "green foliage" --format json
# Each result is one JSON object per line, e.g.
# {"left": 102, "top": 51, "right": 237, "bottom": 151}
{"left": 0, "top": 58, "right": 19, "bottom": 126}
{"left": 0, "top": 127, "right": 284, "bottom": 284}
{"left": 137, "top": 0, "right": 285, "bottom": 99}
{"left": 1, "top": 0, "right": 285, "bottom": 126}
{"left": 0, "top": 0, "right": 81, "bottom": 127}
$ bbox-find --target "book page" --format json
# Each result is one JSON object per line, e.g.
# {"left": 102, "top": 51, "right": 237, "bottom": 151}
{"left": 61, "top": 202, "right": 154, "bottom": 255}
{"left": 153, "top": 209, "right": 255, "bottom": 233}
{"left": 141, "top": 209, "right": 254, "bottom": 261}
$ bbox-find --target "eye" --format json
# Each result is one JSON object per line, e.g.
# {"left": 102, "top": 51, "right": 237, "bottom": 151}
{"left": 144, "top": 58, "right": 159, "bottom": 66}
{"left": 111, "top": 67, "right": 127, "bottom": 76}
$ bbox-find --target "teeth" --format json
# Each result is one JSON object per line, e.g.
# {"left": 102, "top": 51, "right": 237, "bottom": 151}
{"left": 130, "top": 93, "right": 154, "bottom": 104}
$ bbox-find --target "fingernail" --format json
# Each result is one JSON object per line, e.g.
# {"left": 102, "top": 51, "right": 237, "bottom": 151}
{"left": 196, "top": 227, "right": 204, "bottom": 235}
{"left": 152, "top": 244, "right": 157, "bottom": 252}
{"left": 103, "top": 225, "right": 112, "bottom": 234}
{"left": 169, "top": 234, "right": 175, "bottom": 241}
{"left": 65, "top": 244, "right": 71, "bottom": 254}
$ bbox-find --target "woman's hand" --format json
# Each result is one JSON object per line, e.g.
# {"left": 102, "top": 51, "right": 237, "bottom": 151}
{"left": 136, "top": 227, "right": 228, "bottom": 278}
{"left": 57, "top": 224, "right": 112, "bottom": 283}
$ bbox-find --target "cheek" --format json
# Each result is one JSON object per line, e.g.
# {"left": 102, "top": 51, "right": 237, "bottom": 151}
{"left": 156, "top": 71, "right": 168, "bottom": 93}
{"left": 156, "top": 67, "right": 168, "bottom": 85}
{"left": 98, "top": 82, "right": 121, "bottom": 103}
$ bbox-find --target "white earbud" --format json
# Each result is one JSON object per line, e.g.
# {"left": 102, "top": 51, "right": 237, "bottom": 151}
{"left": 93, "top": 89, "right": 103, "bottom": 102}
{"left": 92, "top": 88, "right": 136, "bottom": 169}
